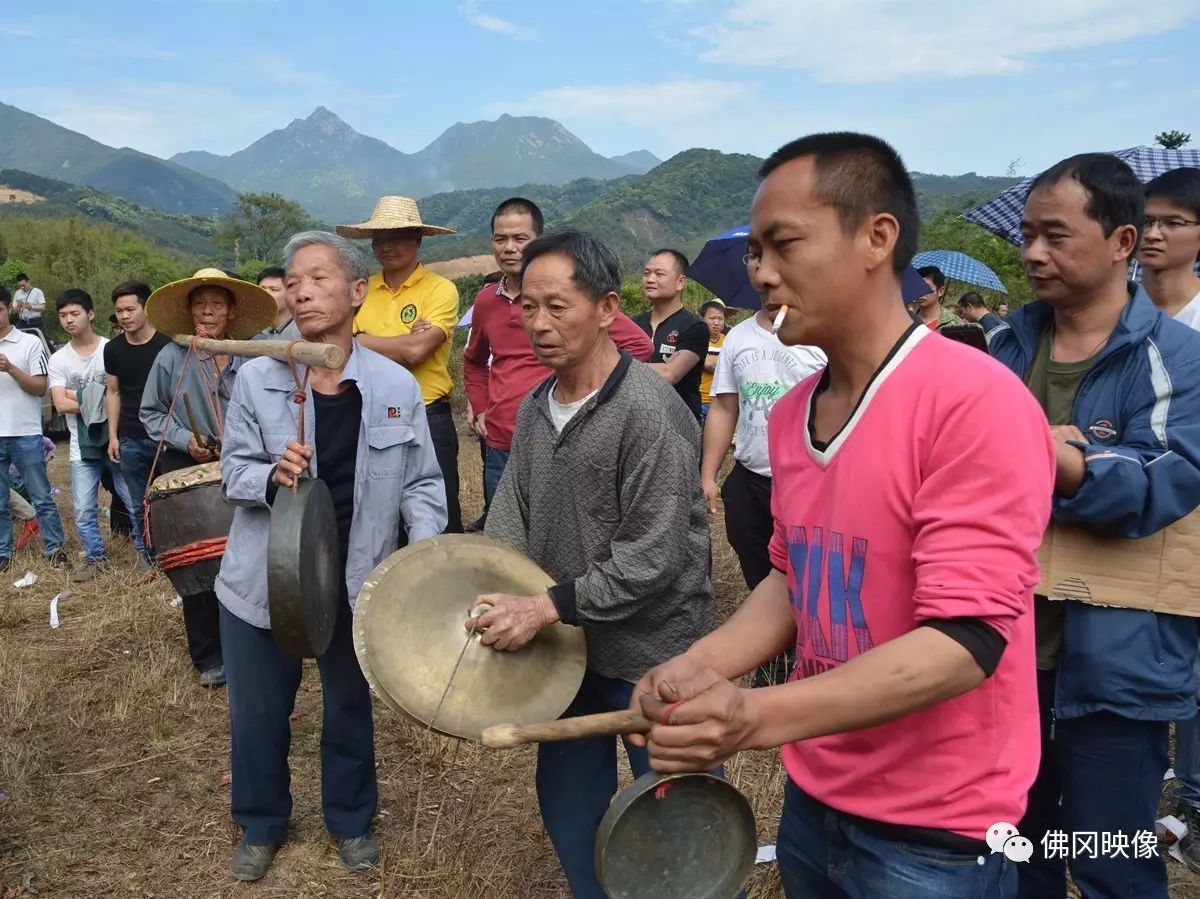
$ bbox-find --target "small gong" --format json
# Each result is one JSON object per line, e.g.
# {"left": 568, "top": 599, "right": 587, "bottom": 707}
{"left": 268, "top": 478, "right": 340, "bottom": 658}
{"left": 595, "top": 771, "right": 757, "bottom": 899}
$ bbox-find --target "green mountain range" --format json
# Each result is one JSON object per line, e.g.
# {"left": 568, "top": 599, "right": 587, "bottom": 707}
{"left": 0, "top": 169, "right": 217, "bottom": 256}
{"left": 170, "top": 108, "right": 660, "bottom": 223}
{"left": 0, "top": 101, "right": 237, "bottom": 216}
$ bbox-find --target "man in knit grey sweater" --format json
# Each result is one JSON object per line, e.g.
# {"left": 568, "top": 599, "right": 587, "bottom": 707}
{"left": 473, "top": 229, "right": 714, "bottom": 899}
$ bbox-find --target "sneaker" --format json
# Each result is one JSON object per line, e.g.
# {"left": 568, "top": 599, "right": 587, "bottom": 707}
{"left": 1180, "top": 806, "right": 1200, "bottom": 875}
{"left": 199, "top": 665, "right": 226, "bottom": 688}
{"left": 14, "top": 519, "right": 39, "bottom": 551}
{"left": 338, "top": 832, "right": 379, "bottom": 872}
{"left": 231, "top": 839, "right": 278, "bottom": 882}
{"left": 72, "top": 560, "right": 104, "bottom": 583}
{"left": 0, "top": 557, "right": 10, "bottom": 573}
{"left": 48, "top": 550, "right": 69, "bottom": 570}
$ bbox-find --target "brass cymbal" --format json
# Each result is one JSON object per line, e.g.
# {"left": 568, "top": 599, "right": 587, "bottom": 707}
{"left": 353, "top": 534, "right": 587, "bottom": 740}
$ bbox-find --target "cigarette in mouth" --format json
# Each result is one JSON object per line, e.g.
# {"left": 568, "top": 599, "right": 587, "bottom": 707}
{"left": 772, "top": 306, "right": 788, "bottom": 334}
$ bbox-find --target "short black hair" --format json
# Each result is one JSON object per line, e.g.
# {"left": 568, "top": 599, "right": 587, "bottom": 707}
{"left": 0, "top": 286, "right": 11, "bottom": 308}
{"left": 759, "top": 132, "right": 919, "bottom": 274}
{"left": 1029, "top": 153, "right": 1144, "bottom": 248}
{"left": 56, "top": 288, "right": 94, "bottom": 313}
{"left": 111, "top": 280, "right": 151, "bottom": 306}
{"left": 959, "top": 291, "right": 986, "bottom": 308}
{"left": 1145, "top": 167, "right": 1200, "bottom": 220}
{"left": 646, "top": 249, "right": 690, "bottom": 276}
{"left": 699, "top": 301, "right": 726, "bottom": 316}
{"left": 15, "top": 272, "right": 28, "bottom": 282}
{"left": 491, "top": 197, "right": 544, "bottom": 236}
{"left": 521, "top": 229, "right": 621, "bottom": 301}
{"left": 917, "top": 266, "right": 946, "bottom": 290}
{"left": 256, "top": 266, "right": 286, "bottom": 284}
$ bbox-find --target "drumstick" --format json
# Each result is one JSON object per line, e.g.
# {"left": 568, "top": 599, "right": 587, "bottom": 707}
{"left": 482, "top": 709, "right": 653, "bottom": 748}
{"left": 182, "top": 394, "right": 207, "bottom": 450}
{"left": 173, "top": 336, "right": 345, "bottom": 370}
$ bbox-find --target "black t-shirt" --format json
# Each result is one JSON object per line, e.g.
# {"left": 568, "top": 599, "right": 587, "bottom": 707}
{"left": 633, "top": 308, "right": 709, "bottom": 419}
{"left": 313, "top": 384, "right": 362, "bottom": 593}
{"left": 103, "top": 331, "right": 172, "bottom": 440}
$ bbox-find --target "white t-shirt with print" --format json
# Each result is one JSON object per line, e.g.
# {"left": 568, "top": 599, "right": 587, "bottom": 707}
{"left": 48, "top": 338, "right": 108, "bottom": 462}
{"left": 711, "top": 315, "right": 826, "bottom": 477}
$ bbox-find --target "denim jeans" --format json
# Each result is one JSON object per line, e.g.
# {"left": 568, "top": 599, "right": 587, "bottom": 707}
{"left": 0, "top": 435, "right": 66, "bottom": 558}
{"left": 777, "top": 779, "right": 1015, "bottom": 898}
{"left": 536, "top": 670, "right": 651, "bottom": 899}
{"left": 70, "top": 457, "right": 142, "bottom": 560}
{"left": 1018, "top": 669, "right": 1169, "bottom": 899}
{"left": 220, "top": 599, "right": 375, "bottom": 845}
{"left": 118, "top": 436, "right": 157, "bottom": 559}
{"left": 483, "top": 446, "right": 511, "bottom": 508}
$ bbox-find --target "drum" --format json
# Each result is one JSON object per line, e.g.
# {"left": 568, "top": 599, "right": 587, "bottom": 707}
{"left": 146, "top": 462, "right": 234, "bottom": 597}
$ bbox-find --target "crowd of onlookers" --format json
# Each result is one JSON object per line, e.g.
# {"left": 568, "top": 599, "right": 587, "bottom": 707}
{"left": 5, "top": 148, "right": 1200, "bottom": 896}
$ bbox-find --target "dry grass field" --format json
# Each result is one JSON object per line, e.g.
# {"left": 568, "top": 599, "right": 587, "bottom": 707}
{"left": 0, "top": 433, "right": 786, "bottom": 898}
{"left": 3, "top": 429, "right": 1199, "bottom": 897}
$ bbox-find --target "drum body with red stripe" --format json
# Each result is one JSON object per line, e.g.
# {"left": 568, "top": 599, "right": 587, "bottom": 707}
{"left": 147, "top": 462, "right": 233, "bottom": 597}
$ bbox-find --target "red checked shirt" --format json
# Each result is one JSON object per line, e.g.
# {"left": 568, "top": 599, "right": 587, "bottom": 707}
{"left": 463, "top": 279, "right": 654, "bottom": 452}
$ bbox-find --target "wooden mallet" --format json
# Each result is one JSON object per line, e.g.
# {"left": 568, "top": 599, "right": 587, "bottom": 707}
{"left": 482, "top": 709, "right": 655, "bottom": 749}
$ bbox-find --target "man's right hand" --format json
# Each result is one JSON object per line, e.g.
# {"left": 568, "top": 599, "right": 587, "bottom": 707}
{"left": 702, "top": 477, "right": 720, "bottom": 515}
{"left": 473, "top": 412, "right": 487, "bottom": 440}
{"left": 0, "top": 353, "right": 10, "bottom": 373}
{"left": 186, "top": 434, "right": 214, "bottom": 463}
{"left": 272, "top": 441, "right": 314, "bottom": 489}
{"left": 626, "top": 650, "right": 714, "bottom": 748}
{"left": 107, "top": 439, "right": 121, "bottom": 464}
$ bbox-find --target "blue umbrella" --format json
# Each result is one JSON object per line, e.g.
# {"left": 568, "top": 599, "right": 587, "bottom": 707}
{"left": 964, "top": 146, "right": 1200, "bottom": 245}
{"left": 911, "top": 249, "right": 1007, "bottom": 293}
{"left": 687, "top": 224, "right": 931, "bottom": 309}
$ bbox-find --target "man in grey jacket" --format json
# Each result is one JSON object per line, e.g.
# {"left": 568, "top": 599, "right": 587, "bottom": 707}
{"left": 474, "top": 229, "right": 714, "bottom": 899}
{"left": 217, "top": 231, "right": 446, "bottom": 882}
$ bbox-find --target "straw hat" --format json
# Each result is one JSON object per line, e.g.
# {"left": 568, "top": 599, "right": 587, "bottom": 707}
{"left": 336, "top": 196, "right": 455, "bottom": 239}
{"left": 146, "top": 268, "right": 278, "bottom": 341}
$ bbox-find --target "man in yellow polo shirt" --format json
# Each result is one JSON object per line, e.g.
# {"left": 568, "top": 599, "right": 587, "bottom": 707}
{"left": 337, "top": 196, "right": 462, "bottom": 533}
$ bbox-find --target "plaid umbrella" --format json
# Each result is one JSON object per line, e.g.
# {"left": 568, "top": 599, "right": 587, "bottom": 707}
{"left": 964, "top": 146, "right": 1200, "bottom": 245}
{"left": 687, "top": 224, "right": 931, "bottom": 309}
{"left": 911, "top": 249, "right": 1007, "bottom": 293}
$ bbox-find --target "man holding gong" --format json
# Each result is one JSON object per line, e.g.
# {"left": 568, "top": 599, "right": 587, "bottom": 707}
{"left": 216, "top": 231, "right": 447, "bottom": 881}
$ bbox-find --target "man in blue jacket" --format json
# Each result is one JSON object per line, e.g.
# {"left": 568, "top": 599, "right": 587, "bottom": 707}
{"left": 216, "top": 231, "right": 447, "bottom": 882}
{"left": 990, "top": 153, "right": 1200, "bottom": 899}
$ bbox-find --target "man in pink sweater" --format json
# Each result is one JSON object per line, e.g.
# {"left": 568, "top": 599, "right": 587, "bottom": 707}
{"left": 463, "top": 199, "right": 652, "bottom": 506}
{"left": 630, "top": 133, "right": 1055, "bottom": 898}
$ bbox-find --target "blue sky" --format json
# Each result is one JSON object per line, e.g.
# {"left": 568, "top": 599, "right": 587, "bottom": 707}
{"left": 3, "top": 0, "right": 1199, "bottom": 177}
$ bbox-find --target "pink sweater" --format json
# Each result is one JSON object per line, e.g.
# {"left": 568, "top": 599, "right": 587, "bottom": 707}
{"left": 767, "top": 326, "right": 1054, "bottom": 839}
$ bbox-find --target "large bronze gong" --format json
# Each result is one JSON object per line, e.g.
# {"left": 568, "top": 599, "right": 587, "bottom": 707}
{"left": 268, "top": 478, "right": 340, "bottom": 658}
{"left": 353, "top": 534, "right": 587, "bottom": 739}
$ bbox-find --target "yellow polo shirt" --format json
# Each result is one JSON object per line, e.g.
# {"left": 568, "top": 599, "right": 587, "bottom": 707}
{"left": 354, "top": 265, "right": 459, "bottom": 404}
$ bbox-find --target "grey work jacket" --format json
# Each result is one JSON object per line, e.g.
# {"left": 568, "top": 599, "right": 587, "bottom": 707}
{"left": 215, "top": 342, "right": 447, "bottom": 629}
{"left": 139, "top": 342, "right": 236, "bottom": 452}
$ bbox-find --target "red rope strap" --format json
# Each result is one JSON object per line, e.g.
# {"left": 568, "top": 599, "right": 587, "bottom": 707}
{"left": 157, "top": 537, "right": 228, "bottom": 571}
{"left": 286, "top": 340, "right": 312, "bottom": 492}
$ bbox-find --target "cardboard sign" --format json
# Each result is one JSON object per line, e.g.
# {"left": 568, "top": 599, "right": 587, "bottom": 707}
{"left": 1037, "top": 511, "right": 1200, "bottom": 617}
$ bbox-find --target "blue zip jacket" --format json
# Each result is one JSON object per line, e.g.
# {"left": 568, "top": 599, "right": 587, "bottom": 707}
{"left": 989, "top": 287, "right": 1200, "bottom": 720}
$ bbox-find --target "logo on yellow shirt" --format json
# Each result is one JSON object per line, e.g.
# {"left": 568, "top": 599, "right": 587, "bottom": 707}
{"left": 400, "top": 303, "right": 418, "bottom": 325}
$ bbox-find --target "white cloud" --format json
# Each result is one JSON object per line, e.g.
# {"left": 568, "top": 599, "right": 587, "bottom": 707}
{"left": 458, "top": 0, "right": 537, "bottom": 40}
{"left": 686, "top": 0, "right": 1200, "bottom": 83}
{"left": 488, "top": 80, "right": 752, "bottom": 128}
{"left": 0, "top": 26, "right": 37, "bottom": 38}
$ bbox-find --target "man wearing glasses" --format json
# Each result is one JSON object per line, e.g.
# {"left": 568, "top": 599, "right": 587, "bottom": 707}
{"left": 337, "top": 197, "right": 462, "bottom": 533}
{"left": 1139, "top": 167, "right": 1200, "bottom": 876}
